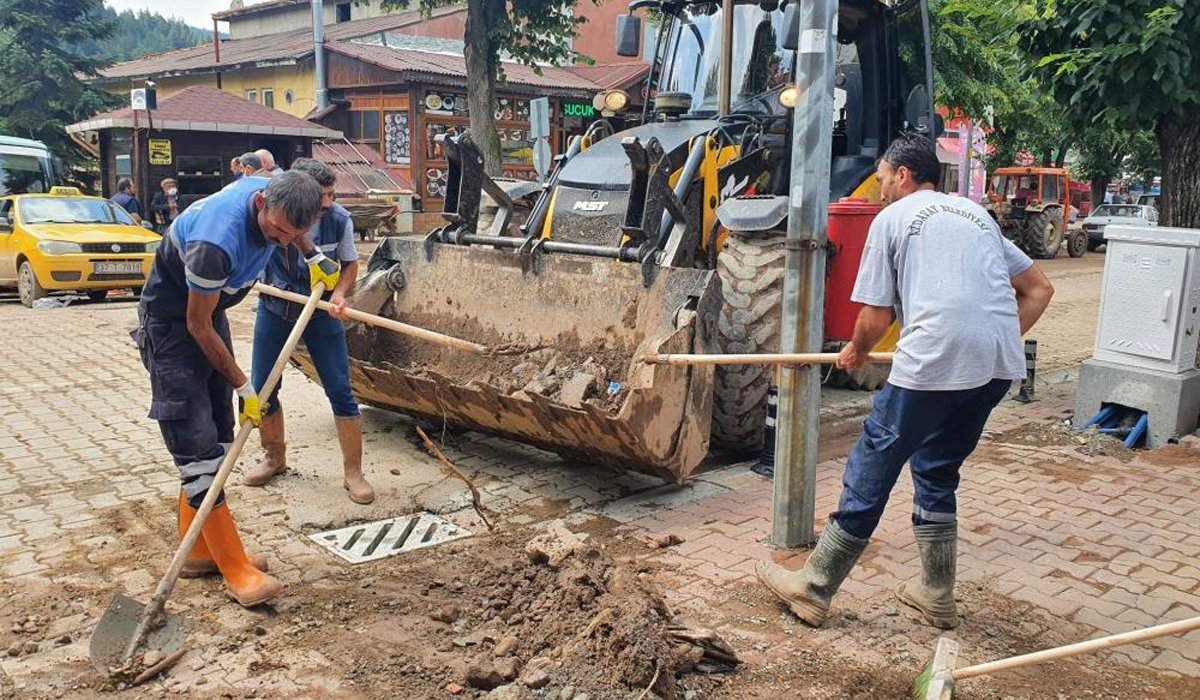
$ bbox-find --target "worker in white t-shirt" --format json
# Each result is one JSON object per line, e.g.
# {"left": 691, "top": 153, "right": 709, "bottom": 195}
{"left": 757, "top": 133, "right": 1055, "bottom": 630}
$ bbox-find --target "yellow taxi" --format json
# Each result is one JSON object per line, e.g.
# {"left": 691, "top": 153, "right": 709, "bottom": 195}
{"left": 0, "top": 187, "right": 161, "bottom": 307}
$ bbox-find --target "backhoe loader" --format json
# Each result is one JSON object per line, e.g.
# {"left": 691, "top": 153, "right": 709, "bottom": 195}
{"left": 295, "top": 0, "right": 936, "bottom": 483}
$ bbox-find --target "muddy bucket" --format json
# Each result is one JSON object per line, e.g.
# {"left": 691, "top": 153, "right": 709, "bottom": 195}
{"left": 294, "top": 237, "right": 720, "bottom": 483}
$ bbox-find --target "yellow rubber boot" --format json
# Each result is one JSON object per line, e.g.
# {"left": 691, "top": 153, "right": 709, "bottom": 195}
{"left": 178, "top": 492, "right": 268, "bottom": 578}
{"left": 337, "top": 416, "right": 375, "bottom": 505}
{"left": 201, "top": 501, "right": 283, "bottom": 607}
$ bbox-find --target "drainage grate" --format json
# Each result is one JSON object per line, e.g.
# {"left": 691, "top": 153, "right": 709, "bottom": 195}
{"left": 308, "top": 513, "right": 471, "bottom": 564}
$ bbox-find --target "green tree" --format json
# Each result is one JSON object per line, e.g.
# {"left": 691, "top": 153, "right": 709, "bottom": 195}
{"left": 1025, "top": 0, "right": 1200, "bottom": 226}
{"left": 378, "top": 0, "right": 596, "bottom": 174}
{"left": 0, "top": 0, "right": 121, "bottom": 162}
{"left": 76, "top": 8, "right": 210, "bottom": 63}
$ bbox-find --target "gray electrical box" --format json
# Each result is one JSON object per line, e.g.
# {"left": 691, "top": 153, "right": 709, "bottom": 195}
{"left": 1093, "top": 225, "right": 1200, "bottom": 374}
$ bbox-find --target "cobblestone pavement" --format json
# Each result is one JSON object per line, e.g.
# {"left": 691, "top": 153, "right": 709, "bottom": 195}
{"left": 1, "top": 251, "right": 1197, "bottom": 698}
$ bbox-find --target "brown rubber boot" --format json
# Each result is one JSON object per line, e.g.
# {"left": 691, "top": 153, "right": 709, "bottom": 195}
{"left": 337, "top": 416, "right": 375, "bottom": 505}
{"left": 242, "top": 411, "right": 287, "bottom": 486}
{"left": 756, "top": 519, "right": 869, "bottom": 627}
{"left": 178, "top": 492, "right": 268, "bottom": 578}
{"left": 201, "top": 501, "right": 283, "bottom": 607}
{"left": 896, "top": 522, "right": 959, "bottom": 629}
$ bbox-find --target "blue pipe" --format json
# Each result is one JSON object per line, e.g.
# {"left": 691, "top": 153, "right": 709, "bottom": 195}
{"left": 1124, "top": 414, "right": 1149, "bottom": 448}
{"left": 1082, "top": 405, "right": 1118, "bottom": 429}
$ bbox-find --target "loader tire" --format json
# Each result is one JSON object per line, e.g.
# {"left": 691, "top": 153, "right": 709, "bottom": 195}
{"left": 1023, "top": 207, "right": 1064, "bottom": 260}
{"left": 712, "top": 231, "right": 785, "bottom": 454}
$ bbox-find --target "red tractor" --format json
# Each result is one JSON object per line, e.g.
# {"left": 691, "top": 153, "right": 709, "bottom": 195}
{"left": 985, "top": 166, "right": 1087, "bottom": 259}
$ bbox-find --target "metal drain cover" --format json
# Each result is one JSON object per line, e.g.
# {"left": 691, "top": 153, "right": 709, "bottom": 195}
{"left": 309, "top": 513, "right": 471, "bottom": 564}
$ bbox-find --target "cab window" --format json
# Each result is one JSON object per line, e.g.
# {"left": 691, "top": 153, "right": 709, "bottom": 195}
{"left": 1042, "top": 175, "right": 1058, "bottom": 204}
{"left": 0, "top": 199, "right": 12, "bottom": 228}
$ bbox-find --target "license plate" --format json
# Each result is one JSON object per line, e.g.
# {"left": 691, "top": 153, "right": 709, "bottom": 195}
{"left": 93, "top": 262, "right": 141, "bottom": 275}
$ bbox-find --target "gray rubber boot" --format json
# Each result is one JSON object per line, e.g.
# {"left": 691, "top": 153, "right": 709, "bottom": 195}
{"left": 755, "top": 519, "right": 869, "bottom": 627}
{"left": 896, "top": 522, "right": 959, "bottom": 629}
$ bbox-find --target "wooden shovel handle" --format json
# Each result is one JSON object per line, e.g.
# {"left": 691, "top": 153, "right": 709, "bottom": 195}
{"left": 123, "top": 284, "right": 326, "bottom": 663}
{"left": 954, "top": 614, "right": 1200, "bottom": 681}
{"left": 253, "top": 283, "right": 486, "bottom": 355}
{"left": 641, "top": 352, "right": 895, "bottom": 367}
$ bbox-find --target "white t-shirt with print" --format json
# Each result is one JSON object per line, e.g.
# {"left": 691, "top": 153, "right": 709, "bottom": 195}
{"left": 851, "top": 189, "right": 1033, "bottom": 391}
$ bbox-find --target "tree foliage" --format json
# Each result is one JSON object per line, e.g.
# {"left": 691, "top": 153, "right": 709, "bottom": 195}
{"left": 0, "top": 0, "right": 122, "bottom": 163}
{"left": 75, "top": 7, "right": 211, "bottom": 64}
{"left": 1025, "top": 0, "right": 1200, "bottom": 225}
{"left": 378, "top": 0, "right": 596, "bottom": 174}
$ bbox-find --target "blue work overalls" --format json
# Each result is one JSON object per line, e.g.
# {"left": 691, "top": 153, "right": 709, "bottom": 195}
{"left": 135, "top": 177, "right": 275, "bottom": 507}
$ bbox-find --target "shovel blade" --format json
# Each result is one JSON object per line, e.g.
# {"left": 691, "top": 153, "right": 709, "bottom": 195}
{"left": 89, "top": 594, "right": 189, "bottom": 684}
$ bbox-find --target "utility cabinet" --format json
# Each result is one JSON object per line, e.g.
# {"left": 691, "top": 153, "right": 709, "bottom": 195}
{"left": 1076, "top": 225, "right": 1200, "bottom": 447}
{"left": 1093, "top": 226, "right": 1200, "bottom": 373}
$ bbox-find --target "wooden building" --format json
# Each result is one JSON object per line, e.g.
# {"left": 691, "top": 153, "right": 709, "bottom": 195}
{"left": 67, "top": 86, "right": 342, "bottom": 212}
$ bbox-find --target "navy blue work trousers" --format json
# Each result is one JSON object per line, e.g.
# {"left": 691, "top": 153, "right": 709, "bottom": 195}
{"left": 831, "top": 378, "right": 1011, "bottom": 539}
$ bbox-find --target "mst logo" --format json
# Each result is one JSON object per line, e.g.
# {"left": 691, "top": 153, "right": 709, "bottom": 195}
{"left": 572, "top": 200, "right": 610, "bottom": 212}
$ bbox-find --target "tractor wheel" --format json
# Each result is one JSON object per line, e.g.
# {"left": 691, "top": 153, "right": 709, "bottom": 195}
{"left": 1023, "top": 207, "right": 1064, "bottom": 260}
{"left": 712, "top": 230, "right": 785, "bottom": 454}
{"left": 1067, "top": 229, "right": 1087, "bottom": 258}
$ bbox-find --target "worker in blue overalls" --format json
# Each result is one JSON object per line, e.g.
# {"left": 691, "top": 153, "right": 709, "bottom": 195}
{"left": 242, "top": 158, "right": 375, "bottom": 505}
{"left": 136, "top": 170, "right": 340, "bottom": 607}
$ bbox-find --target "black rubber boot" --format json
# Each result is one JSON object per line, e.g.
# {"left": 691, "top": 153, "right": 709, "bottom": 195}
{"left": 756, "top": 519, "right": 869, "bottom": 626}
{"left": 897, "top": 522, "right": 959, "bottom": 629}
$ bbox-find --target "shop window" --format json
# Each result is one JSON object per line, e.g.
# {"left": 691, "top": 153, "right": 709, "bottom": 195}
{"left": 245, "top": 89, "right": 258, "bottom": 103}
{"left": 346, "top": 110, "right": 382, "bottom": 143}
{"left": 420, "top": 91, "right": 539, "bottom": 200}
{"left": 262, "top": 89, "right": 275, "bottom": 109}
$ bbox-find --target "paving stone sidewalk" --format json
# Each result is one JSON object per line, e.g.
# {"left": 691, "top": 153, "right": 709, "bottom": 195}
{"left": 1, "top": 297, "right": 1197, "bottom": 698}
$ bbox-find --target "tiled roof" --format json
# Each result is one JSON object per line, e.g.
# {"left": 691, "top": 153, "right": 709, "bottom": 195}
{"left": 212, "top": 0, "right": 306, "bottom": 21}
{"left": 327, "top": 42, "right": 600, "bottom": 97}
{"left": 313, "top": 141, "right": 413, "bottom": 194}
{"left": 563, "top": 62, "right": 649, "bottom": 91}
{"left": 66, "top": 86, "right": 342, "bottom": 139}
{"left": 97, "top": 6, "right": 465, "bottom": 82}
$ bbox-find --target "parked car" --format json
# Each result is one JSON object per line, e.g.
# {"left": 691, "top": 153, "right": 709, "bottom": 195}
{"left": 1081, "top": 203, "right": 1159, "bottom": 251}
{"left": 0, "top": 186, "right": 160, "bottom": 307}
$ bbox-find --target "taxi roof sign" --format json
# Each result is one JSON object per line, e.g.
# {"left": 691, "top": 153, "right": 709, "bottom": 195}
{"left": 48, "top": 186, "right": 82, "bottom": 196}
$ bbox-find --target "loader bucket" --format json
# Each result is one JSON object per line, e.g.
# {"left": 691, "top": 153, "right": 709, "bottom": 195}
{"left": 294, "top": 237, "right": 720, "bottom": 483}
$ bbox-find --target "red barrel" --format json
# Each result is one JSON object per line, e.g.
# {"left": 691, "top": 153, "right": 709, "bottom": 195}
{"left": 824, "top": 197, "right": 882, "bottom": 342}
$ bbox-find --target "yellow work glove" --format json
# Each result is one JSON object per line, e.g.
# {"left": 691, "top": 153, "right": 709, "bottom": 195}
{"left": 305, "top": 251, "right": 341, "bottom": 291}
{"left": 235, "top": 381, "right": 262, "bottom": 427}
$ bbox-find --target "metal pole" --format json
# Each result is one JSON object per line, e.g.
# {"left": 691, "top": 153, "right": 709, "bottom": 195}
{"left": 772, "top": 0, "right": 838, "bottom": 548}
{"left": 958, "top": 118, "right": 971, "bottom": 197}
{"left": 718, "top": 0, "right": 733, "bottom": 116}
{"left": 311, "top": 0, "right": 329, "bottom": 110}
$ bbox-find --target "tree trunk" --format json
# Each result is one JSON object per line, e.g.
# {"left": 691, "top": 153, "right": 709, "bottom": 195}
{"left": 1055, "top": 140, "right": 1071, "bottom": 168}
{"left": 1157, "top": 113, "right": 1200, "bottom": 228}
{"left": 463, "top": 0, "right": 503, "bottom": 176}
{"left": 1090, "top": 177, "right": 1109, "bottom": 211}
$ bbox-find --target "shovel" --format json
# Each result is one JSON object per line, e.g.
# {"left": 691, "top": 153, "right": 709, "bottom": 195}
{"left": 89, "top": 283, "right": 326, "bottom": 685}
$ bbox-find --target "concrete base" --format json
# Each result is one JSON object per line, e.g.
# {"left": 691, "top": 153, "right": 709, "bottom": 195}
{"left": 1074, "top": 359, "right": 1200, "bottom": 447}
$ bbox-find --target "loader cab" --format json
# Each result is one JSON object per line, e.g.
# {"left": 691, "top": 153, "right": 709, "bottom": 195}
{"left": 620, "top": 0, "right": 928, "bottom": 198}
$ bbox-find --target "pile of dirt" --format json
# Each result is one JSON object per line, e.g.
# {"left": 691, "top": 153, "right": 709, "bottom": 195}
{"left": 267, "top": 525, "right": 736, "bottom": 699}
{"left": 993, "top": 420, "right": 1134, "bottom": 461}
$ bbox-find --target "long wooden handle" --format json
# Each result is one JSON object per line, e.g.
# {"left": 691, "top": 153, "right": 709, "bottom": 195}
{"left": 253, "top": 282, "right": 486, "bottom": 355}
{"left": 954, "top": 614, "right": 1200, "bottom": 681}
{"left": 642, "top": 352, "right": 895, "bottom": 367}
{"left": 123, "top": 284, "right": 326, "bottom": 662}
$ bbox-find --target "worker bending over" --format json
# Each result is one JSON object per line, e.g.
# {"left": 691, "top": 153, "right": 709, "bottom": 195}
{"left": 135, "top": 172, "right": 337, "bottom": 607}
{"left": 243, "top": 158, "right": 375, "bottom": 504}
{"left": 757, "top": 133, "right": 1055, "bottom": 629}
